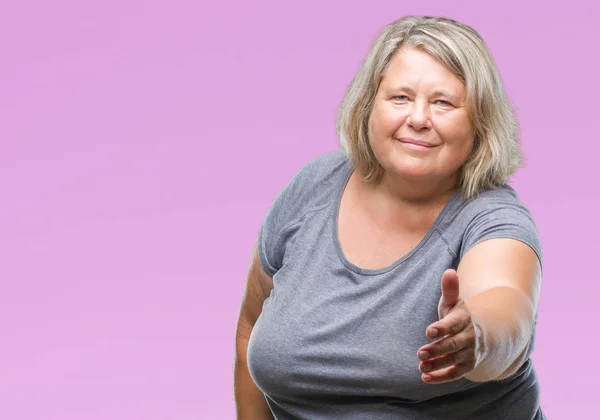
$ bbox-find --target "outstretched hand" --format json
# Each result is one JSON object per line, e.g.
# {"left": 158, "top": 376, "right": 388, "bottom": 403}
{"left": 417, "top": 269, "right": 484, "bottom": 384}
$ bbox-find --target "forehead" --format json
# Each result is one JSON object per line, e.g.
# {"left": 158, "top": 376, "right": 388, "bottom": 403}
{"left": 380, "top": 47, "right": 465, "bottom": 95}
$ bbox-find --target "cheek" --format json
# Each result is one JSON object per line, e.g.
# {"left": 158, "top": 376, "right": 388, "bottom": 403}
{"left": 452, "top": 130, "right": 476, "bottom": 165}
{"left": 370, "top": 105, "right": 405, "bottom": 138}
{"left": 439, "top": 116, "right": 475, "bottom": 150}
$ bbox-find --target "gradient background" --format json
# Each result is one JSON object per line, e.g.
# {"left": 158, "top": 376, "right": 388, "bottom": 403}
{"left": 1, "top": 0, "right": 597, "bottom": 418}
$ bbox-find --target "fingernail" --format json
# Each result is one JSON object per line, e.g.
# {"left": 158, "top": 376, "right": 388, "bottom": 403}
{"left": 423, "top": 374, "right": 432, "bottom": 382}
{"left": 422, "top": 364, "right": 431, "bottom": 372}
{"left": 419, "top": 351, "right": 430, "bottom": 360}
{"left": 428, "top": 328, "right": 438, "bottom": 337}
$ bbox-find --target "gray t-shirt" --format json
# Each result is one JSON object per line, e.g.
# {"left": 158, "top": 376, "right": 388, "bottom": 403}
{"left": 247, "top": 150, "right": 544, "bottom": 420}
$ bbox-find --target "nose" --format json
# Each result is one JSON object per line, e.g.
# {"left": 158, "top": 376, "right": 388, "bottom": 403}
{"left": 407, "top": 100, "right": 432, "bottom": 131}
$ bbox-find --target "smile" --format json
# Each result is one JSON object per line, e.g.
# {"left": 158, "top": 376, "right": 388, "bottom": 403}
{"left": 396, "top": 137, "right": 439, "bottom": 149}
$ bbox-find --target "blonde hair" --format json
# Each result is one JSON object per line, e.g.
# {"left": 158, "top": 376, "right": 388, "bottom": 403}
{"left": 336, "top": 15, "right": 523, "bottom": 198}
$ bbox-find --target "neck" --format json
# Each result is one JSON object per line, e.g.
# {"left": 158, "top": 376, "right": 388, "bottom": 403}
{"left": 353, "top": 171, "right": 458, "bottom": 233}
{"left": 376, "top": 171, "right": 459, "bottom": 207}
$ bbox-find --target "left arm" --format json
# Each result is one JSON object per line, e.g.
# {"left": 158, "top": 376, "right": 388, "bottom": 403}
{"left": 458, "top": 237, "right": 542, "bottom": 381}
{"left": 418, "top": 237, "right": 542, "bottom": 383}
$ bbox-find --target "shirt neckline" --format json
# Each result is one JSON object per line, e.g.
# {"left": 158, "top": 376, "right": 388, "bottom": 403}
{"left": 331, "top": 160, "right": 461, "bottom": 276}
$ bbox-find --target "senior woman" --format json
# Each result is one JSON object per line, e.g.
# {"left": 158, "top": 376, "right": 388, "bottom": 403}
{"left": 234, "top": 15, "right": 544, "bottom": 420}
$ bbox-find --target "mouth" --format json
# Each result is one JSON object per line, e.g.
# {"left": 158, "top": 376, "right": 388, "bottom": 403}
{"left": 396, "top": 137, "right": 439, "bottom": 149}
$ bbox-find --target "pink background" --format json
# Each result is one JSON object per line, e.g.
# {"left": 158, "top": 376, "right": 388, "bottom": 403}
{"left": 1, "top": 0, "right": 597, "bottom": 418}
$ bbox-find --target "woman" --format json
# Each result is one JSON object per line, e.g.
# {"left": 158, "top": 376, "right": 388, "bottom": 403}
{"left": 235, "top": 15, "right": 544, "bottom": 419}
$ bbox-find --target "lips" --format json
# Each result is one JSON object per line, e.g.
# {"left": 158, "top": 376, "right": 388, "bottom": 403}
{"left": 397, "top": 137, "right": 438, "bottom": 148}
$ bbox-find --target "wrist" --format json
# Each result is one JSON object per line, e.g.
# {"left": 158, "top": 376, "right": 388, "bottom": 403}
{"left": 464, "top": 288, "right": 533, "bottom": 382}
{"left": 464, "top": 315, "right": 499, "bottom": 382}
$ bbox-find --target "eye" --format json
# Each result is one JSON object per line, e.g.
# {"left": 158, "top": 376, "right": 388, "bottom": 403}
{"left": 435, "top": 100, "right": 453, "bottom": 107}
{"left": 392, "top": 95, "right": 410, "bottom": 101}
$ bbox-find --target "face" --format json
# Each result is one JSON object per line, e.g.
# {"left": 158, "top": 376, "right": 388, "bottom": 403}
{"left": 368, "top": 47, "right": 475, "bottom": 186}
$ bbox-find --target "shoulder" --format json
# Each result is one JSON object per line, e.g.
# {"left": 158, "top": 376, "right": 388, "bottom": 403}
{"left": 461, "top": 185, "right": 533, "bottom": 218}
{"left": 440, "top": 185, "right": 535, "bottom": 225}
{"left": 441, "top": 185, "right": 542, "bottom": 264}
{"left": 289, "top": 149, "right": 351, "bottom": 187}
{"left": 282, "top": 149, "right": 352, "bottom": 211}
{"left": 256, "top": 149, "right": 351, "bottom": 275}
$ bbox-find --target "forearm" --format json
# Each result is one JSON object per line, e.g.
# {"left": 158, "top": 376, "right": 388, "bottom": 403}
{"left": 234, "top": 336, "right": 274, "bottom": 420}
{"left": 464, "top": 286, "right": 535, "bottom": 382}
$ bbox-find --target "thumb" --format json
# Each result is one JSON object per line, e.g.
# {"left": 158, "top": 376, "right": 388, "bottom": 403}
{"left": 438, "top": 269, "right": 460, "bottom": 319}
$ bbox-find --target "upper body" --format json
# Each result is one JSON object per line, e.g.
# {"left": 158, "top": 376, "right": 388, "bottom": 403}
{"left": 247, "top": 149, "right": 543, "bottom": 419}
{"left": 236, "top": 15, "right": 544, "bottom": 420}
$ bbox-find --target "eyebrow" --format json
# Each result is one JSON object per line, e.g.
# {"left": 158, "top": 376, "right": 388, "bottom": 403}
{"left": 431, "top": 89, "right": 460, "bottom": 101}
{"left": 386, "top": 86, "right": 461, "bottom": 101}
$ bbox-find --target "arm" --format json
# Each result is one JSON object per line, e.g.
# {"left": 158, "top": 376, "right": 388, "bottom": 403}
{"left": 234, "top": 243, "right": 275, "bottom": 419}
{"left": 458, "top": 237, "right": 542, "bottom": 382}
{"left": 417, "top": 237, "right": 542, "bottom": 383}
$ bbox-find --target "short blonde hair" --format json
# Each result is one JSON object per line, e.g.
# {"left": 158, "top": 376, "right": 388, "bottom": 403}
{"left": 336, "top": 15, "right": 523, "bottom": 198}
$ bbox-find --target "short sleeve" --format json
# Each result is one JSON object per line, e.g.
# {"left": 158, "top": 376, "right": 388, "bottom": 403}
{"left": 255, "top": 149, "right": 350, "bottom": 277}
{"left": 257, "top": 180, "right": 293, "bottom": 277}
{"left": 459, "top": 201, "right": 543, "bottom": 269}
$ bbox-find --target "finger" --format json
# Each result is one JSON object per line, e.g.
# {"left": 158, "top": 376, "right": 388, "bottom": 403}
{"left": 419, "top": 348, "right": 474, "bottom": 374}
{"left": 426, "top": 306, "right": 470, "bottom": 338}
{"left": 422, "top": 364, "right": 470, "bottom": 384}
{"left": 418, "top": 328, "right": 475, "bottom": 360}
{"left": 438, "top": 269, "right": 460, "bottom": 318}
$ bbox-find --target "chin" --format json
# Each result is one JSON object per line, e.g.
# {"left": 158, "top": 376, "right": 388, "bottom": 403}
{"left": 384, "top": 162, "right": 435, "bottom": 180}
